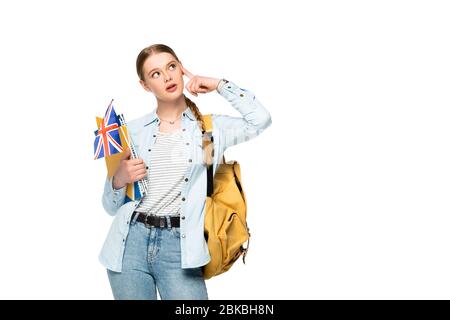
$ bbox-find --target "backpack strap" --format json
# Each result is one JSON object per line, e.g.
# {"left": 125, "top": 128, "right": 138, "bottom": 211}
{"left": 202, "top": 113, "right": 213, "bottom": 133}
{"left": 202, "top": 114, "right": 214, "bottom": 197}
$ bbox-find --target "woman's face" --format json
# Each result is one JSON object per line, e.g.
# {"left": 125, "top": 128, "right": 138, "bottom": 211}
{"left": 139, "top": 52, "right": 184, "bottom": 100}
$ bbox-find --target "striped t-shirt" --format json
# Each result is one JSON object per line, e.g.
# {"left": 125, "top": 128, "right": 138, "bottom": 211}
{"left": 134, "top": 127, "right": 189, "bottom": 216}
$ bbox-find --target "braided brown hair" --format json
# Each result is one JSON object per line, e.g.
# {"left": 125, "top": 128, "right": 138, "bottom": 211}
{"left": 136, "top": 44, "right": 206, "bottom": 133}
{"left": 136, "top": 44, "right": 213, "bottom": 165}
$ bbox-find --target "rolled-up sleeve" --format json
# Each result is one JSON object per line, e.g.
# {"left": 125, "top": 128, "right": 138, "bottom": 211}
{"left": 102, "top": 175, "right": 126, "bottom": 216}
{"left": 213, "top": 79, "right": 272, "bottom": 150}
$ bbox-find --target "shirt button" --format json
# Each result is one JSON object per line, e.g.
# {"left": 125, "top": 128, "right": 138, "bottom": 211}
{"left": 188, "top": 159, "right": 192, "bottom": 162}
{"left": 181, "top": 234, "right": 186, "bottom": 238}
{"left": 181, "top": 216, "right": 185, "bottom": 220}
{"left": 227, "top": 86, "right": 231, "bottom": 88}
{"left": 153, "top": 134, "right": 156, "bottom": 137}
{"left": 184, "top": 178, "right": 188, "bottom": 182}
{"left": 182, "top": 128, "right": 186, "bottom": 131}
{"left": 186, "top": 142, "right": 190, "bottom": 145}
{"left": 148, "top": 149, "right": 151, "bottom": 152}
{"left": 182, "top": 197, "right": 185, "bottom": 201}
{"left": 146, "top": 166, "right": 149, "bottom": 169}
{"left": 240, "top": 93, "right": 244, "bottom": 97}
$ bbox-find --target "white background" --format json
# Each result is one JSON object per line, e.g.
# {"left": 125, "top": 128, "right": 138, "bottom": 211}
{"left": 0, "top": 0, "right": 449, "bottom": 299}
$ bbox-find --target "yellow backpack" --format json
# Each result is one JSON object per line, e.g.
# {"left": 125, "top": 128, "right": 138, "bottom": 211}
{"left": 201, "top": 114, "right": 251, "bottom": 280}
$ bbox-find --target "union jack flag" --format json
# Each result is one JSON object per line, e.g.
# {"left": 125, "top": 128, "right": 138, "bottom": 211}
{"left": 94, "top": 99, "right": 124, "bottom": 160}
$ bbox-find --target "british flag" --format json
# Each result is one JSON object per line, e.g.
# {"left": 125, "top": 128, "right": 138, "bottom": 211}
{"left": 93, "top": 100, "right": 124, "bottom": 160}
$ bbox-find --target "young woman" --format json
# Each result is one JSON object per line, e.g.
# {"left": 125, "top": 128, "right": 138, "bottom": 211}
{"left": 99, "top": 44, "right": 272, "bottom": 300}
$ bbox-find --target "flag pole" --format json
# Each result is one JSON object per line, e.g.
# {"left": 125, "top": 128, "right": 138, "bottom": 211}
{"left": 108, "top": 98, "right": 114, "bottom": 109}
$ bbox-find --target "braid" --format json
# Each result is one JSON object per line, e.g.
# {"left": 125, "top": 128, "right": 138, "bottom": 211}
{"left": 183, "top": 95, "right": 213, "bottom": 166}
{"left": 184, "top": 95, "right": 205, "bottom": 132}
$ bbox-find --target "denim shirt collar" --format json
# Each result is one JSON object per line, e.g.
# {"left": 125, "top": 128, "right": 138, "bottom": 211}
{"left": 143, "top": 104, "right": 196, "bottom": 127}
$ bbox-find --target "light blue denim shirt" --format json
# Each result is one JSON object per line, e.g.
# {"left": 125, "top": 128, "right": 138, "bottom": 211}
{"left": 99, "top": 79, "right": 272, "bottom": 272}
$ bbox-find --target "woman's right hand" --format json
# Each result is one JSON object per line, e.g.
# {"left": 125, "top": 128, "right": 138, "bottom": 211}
{"left": 112, "top": 147, "right": 147, "bottom": 189}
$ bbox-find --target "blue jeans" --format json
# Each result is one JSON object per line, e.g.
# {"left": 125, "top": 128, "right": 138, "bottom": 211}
{"left": 106, "top": 219, "right": 208, "bottom": 300}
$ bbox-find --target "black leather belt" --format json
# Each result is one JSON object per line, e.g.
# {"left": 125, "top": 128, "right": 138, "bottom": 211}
{"left": 131, "top": 212, "right": 180, "bottom": 228}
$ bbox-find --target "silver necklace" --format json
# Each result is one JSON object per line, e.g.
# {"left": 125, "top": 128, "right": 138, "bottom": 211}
{"left": 157, "top": 112, "right": 182, "bottom": 125}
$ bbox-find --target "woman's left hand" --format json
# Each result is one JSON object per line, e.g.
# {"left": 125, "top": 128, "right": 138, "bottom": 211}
{"left": 180, "top": 64, "right": 220, "bottom": 97}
